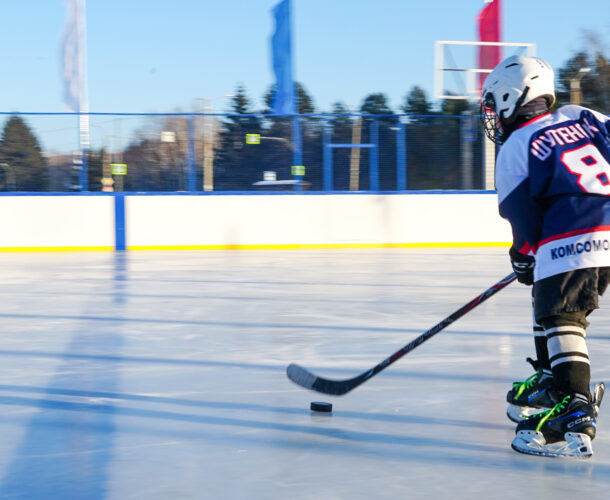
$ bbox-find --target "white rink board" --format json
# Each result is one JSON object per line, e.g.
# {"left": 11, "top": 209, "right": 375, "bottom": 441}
{"left": 0, "top": 196, "right": 115, "bottom": 249}
{"left": 125, "top": 193, "right": 511, "bottom": 248}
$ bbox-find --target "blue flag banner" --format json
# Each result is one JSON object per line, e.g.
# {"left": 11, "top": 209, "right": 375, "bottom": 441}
{"left": 270, "top": 0, "right": 295, "bottom": 115}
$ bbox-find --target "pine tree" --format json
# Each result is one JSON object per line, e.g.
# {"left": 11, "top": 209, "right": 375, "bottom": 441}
{"left": 401, "top": 86, "right": 432, "bottom": 115}
{"left": 556, "top": 51, "right": 610, "bottom": 112}
{"left": 214, "top": 84, "right": 264, "bottom": 189}
{"left": 359, "top": 93, "right": 393, "bottom": 115}
{"left": 0, "top": 116, "right": 47, "bottom": 191}
{"left": 263, "top": 82, "right": 315, "bottom": 114}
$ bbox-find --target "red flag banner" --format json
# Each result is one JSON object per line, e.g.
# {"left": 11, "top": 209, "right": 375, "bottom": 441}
{"left": 477, "top": 0, "right": 502, "bottom": 91}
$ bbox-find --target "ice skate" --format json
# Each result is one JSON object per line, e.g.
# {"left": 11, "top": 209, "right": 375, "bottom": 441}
{"left": 511, "top": 382, "right": 605, "bottom": 458}
{"left": 506, "top": 358, "right": 560, "bottom": 423}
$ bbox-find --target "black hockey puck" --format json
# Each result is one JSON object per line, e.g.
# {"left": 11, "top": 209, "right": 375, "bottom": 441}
{"left": 310, "top": 401, "right": 332, "bottom": 413}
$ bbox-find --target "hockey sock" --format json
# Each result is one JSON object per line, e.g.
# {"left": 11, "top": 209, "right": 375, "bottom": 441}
{"left": 532, "top": 296, "right": 550, "bottom": 369}
{"left": 533, "top": 325, "right": 550, "bottom": 369}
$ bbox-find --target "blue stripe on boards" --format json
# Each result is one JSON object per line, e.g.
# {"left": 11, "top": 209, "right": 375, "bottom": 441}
{"left": 114, "top": 194, "right": 126, "bottom": 251}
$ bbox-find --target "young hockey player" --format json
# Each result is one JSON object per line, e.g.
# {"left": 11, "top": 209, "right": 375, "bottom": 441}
{"left": 480, "top": 55, "right": 610, "bottom": 457}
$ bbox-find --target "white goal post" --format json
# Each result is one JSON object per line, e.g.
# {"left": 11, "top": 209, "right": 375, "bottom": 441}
{"left": 434, "top": 41, "right": 536, "bottom": 100}
{"left": 434, "top": 41, "right": 536, "bottom": 190}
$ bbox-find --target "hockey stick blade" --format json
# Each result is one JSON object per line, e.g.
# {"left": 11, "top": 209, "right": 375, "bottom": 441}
{"left": 286, "top": 272, "right": 517, "bottom": 395}
{"left": 286, "top": 363, "right": 363, "bottom": 395}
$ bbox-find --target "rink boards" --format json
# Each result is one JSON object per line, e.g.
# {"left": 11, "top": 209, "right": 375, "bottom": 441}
{"left": 0, "top": 192, "right": 511, "bottom": 251}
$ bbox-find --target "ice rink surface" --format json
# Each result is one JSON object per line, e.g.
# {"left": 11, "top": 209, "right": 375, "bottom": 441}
{"left": 1, "top": 248, "right": 610, "bottom": 499}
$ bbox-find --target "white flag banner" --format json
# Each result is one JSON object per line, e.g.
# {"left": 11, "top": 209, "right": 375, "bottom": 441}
{"left": 61, "top": 0, "right": 87, "bottom": 113}
{"left": 61, "top": 0, "right": 89, "bottom": 147}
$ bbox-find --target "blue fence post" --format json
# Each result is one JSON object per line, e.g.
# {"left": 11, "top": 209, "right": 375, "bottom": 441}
{"left": 186, "top": 116, "right": 197, "bottom": 191}
{"left": 369, "top": 119, "right": 379, "bottom": 191}
{"left": 292, "top": 115, "right": 303, "bottom": 191}
{"left": 322, "top": 120, "right": 333, "bottom": 191}
{"left": 396, "top": 118, "right": 407, "bottom": 190}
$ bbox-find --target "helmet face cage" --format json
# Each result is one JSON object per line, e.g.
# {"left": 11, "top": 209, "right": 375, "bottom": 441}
{"left": 480, "top": 93, "right": 504, "bottom": 145}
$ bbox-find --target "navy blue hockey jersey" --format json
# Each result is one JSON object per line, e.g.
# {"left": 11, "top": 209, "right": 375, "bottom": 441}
{"left": 496, "top": 105, "right": 610, "bottom": 281}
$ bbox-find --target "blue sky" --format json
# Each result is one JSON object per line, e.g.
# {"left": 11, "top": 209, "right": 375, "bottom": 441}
{"left": 0, "top": 0, "right": 608, "bottom": 116}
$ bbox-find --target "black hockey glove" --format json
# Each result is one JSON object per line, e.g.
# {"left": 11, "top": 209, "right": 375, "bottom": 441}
{"left": 509, "top": 246, "right": 535, "bottom": 285}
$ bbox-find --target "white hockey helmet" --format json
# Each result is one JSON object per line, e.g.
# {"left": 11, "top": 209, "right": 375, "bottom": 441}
{"left": 480, "top": 55, "right": 555, "bottom": 144}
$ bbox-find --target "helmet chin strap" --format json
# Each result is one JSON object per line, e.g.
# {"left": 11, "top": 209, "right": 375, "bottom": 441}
{"left": 501, "top": 86, "right": 530, "bottom": 123}
{"left": 498, "top": 86, "right": 531, "bottom": 140}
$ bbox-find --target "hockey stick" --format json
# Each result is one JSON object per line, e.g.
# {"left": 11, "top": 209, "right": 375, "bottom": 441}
{"left": 287, "top": 272, "right": 517, "bottom": 395}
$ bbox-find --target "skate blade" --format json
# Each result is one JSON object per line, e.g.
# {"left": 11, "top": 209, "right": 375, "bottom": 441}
{"left": 506, "top": 404, "right": 547, "bottom": 423}
{"left": 511, "top": 431, "right": 593, "bottom": 459}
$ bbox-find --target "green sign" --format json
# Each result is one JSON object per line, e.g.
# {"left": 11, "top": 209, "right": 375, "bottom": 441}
{"left": 111, "top": 163, "right": 127, "bottom": 175}
{"left": 291, "top": 165, "right": 305, "bottom": 176}
{"left": 245, "top": 133, "right": 261, "bottom": 145}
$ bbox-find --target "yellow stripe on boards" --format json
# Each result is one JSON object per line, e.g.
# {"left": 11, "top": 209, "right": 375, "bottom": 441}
{"left": 0, "top": 247, "right": 114, "bottom": 252}
{"left": 127, "top": 242, "right": 512, "bottom": 251}
{"left": 0, "top": 242, "right": 512, "bottom": 252}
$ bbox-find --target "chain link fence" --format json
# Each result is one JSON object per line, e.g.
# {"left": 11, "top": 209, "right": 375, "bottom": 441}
{"left": 0, "top": 113, "right": 489, "bottom": 193}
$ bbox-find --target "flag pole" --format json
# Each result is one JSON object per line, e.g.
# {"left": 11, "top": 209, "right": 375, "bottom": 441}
{"left": 288, "top": 0, "right": 303, "bottom": 191}
{"left": 78, "top": 0, "right": 90, "bottom": 190}
{"left": 270, "top": 0, "right": 303, "bottom": 191}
